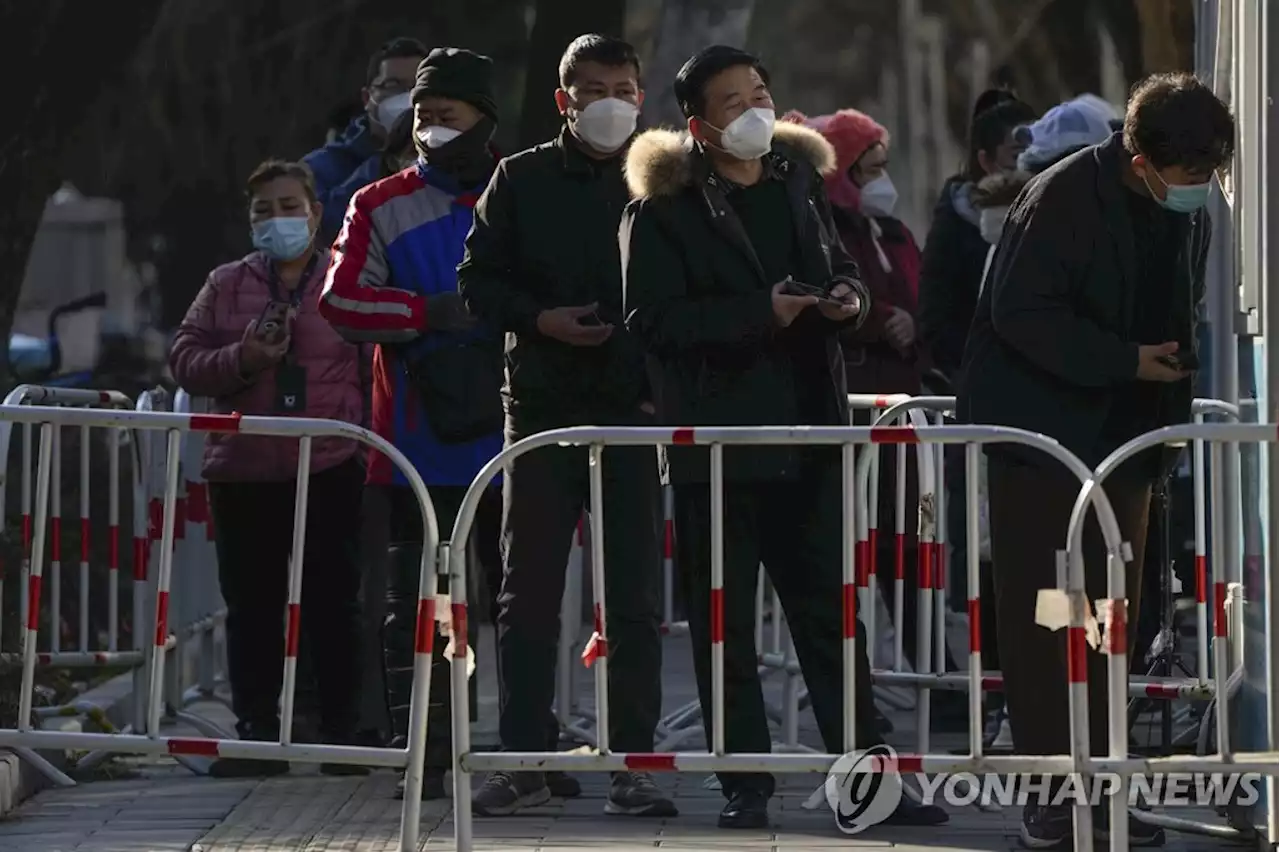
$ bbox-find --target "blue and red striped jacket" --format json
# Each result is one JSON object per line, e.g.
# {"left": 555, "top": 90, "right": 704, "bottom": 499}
{"left": 319, "top": 162, "right": 502, "bottom": 487}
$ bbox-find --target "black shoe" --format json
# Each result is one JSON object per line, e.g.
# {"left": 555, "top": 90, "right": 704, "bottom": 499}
{"left": 547, "top": 770, "right": 582, "bottom": 798}
{"left": 605, "top": 771, "right": 678, "bottom": 817}
{"left": 208, "top": 757, "right": 290, "bottom": 778}
{"left": 880, "top": 797, "right": 949, "bottom": 826}
{"left": 1093, "top": 804, "right": 1166, "bottom": 847}
{"left": 394, "top": 768, "right": 448, "bottom": 800}
{"left": 1019, "top": 803, "right": 1072, "bottom": 849}
{"left": 472, "top": 771, "right": 551, "bottom": 816}
{"left": 718, "top": 789, "right": 769, "bottom": 829}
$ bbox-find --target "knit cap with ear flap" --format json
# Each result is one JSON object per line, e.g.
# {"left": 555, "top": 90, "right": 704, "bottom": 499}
{"left": 783, "top": 108, "right": 889, "bottom": 212}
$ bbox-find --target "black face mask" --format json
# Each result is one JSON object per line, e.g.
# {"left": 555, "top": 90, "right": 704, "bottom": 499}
{"left": 417, "top": 116, "right": 496, "bottom": 186}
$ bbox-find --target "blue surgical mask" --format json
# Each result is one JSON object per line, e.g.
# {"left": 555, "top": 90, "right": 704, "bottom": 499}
{"left": 251, "top": 216, "right": 313, "bottom": 261}
{"left": 1144, "top": 167, "right": 1211, "bottom": 214}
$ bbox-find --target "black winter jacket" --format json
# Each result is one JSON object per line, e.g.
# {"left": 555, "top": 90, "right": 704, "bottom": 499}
{"left": 958, "top": 133, "right": 1210, "bottom": 471}
{"left": 458, "top": 127, "right": 648, "bottom": 429}
{"left": 917, "top": 177, "right": 992, "bottom": 380}
{"left": 620, "top": 122, "right": 871, "bottom": 483}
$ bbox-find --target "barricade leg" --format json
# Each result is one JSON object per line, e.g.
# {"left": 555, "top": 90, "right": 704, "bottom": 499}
{"left": 50, "top": 427, "right": 61, "bottom": 655}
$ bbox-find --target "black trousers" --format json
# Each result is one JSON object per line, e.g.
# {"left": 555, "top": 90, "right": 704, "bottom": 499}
{"left": 674, "top": 456, "right": 880, "bottom": 798}
{"left": 208, "top": 457, "right": 364, "bottom": 741}
{"left": 383, "top": 484, "right": 502, "bottom": 769}
{"left": 988, "top": 455, "right": 1150, "bottom": 760}
{"left": 497, "top": 416, "right": 663, "bottom": 754}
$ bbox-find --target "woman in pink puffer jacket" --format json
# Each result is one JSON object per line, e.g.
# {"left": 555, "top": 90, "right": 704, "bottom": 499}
{"left": 169, "top": 159, "right": 366, "bottom": 777}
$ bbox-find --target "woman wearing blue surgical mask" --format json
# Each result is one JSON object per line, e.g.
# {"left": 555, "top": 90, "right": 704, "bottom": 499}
{"left": 170, "top": 159, "right": 367, "bottom": 778}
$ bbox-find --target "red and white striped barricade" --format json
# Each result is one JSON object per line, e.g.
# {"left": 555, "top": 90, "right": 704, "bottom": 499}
{"left": 1065, "top": 421, "right": 1278, "bottom": 851}
{"left": 0, "top": 403, "right": 442, "bottom": 852}
{"left": 853, "top": 395, "right": 1248, "bottom": 749}
{"left": 445, "top": 422, "right": 1123, "bottom": 852}
{"left": 0, "top": 385, "right": 140, "bottom": 787}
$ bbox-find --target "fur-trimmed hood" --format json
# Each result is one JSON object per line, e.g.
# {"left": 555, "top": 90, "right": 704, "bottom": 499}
{"left": 624, "top": 121, "right": 837, "bottom": 200}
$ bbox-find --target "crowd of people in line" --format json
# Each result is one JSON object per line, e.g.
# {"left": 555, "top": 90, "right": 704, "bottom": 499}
{"left": 170, "top": 29, "right": 1235, "bottom": 848}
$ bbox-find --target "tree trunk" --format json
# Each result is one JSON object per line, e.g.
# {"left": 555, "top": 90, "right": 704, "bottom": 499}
{"left": 641, "top": 0, "right": 757, "bottom": 130}
{"left": 518, "top": 0, "right": 628, "bottom": 149}
{"left": 0, "top": 0, "right": 165, "bottom": 387}
{"left": 1134, "top": 0, "right": 1196, "bottom": 74}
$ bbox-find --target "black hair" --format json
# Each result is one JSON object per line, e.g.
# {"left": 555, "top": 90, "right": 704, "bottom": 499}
{"left": 246, "top": 159, "right": 318, "bottom": 205}
{"left": 965, "top": 98, "right": 1037, "bottom": 182}
{"left": 1123, "top": 72, "right": 1234, "bottom": 173}
{"left": 673, "top": 45, "right": 771, "bottom": 119}
{"left": 972, "top": 88, "right": 1016, "bottom": 121}
{"left": 366, "top": 37, "right": 429, "bottom": 86}
{"left": 558, "top": 34, "right": 641, "bottom": 89}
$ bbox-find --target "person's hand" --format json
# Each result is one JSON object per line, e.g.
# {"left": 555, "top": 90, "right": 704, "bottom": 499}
{"left": 239, "top": 321, "right": 289, "bottom": 374}
{"left": 536, "top": 303, "right": 614, "bottom": 346}
{"left": 1136, "top": 342, "right": 1192, "bottom": 382}
{"left": 423, "top": 292, "right": 477, "bottom": 333}
{"left": 816, "top": 280, "right": 863, "bottom": 322}
{"left": 884, "top": 307, "right": 916, "bottom": 350}
{"left": 771, "top": 281, "right": 818, "bottom": 327}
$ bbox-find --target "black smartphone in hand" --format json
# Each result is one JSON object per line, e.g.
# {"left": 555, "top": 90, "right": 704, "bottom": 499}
{"left": 781, "top": 278, "right": 841, "bottom": 305}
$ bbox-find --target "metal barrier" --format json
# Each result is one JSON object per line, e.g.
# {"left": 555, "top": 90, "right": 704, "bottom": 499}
{"left": 0, "top": 385, "right": 138, "bottom": 788}
{"left": 846, "top": 395, "right": 1254, "bottom": 744}
{"left": 1065, "top": 422, "right": 1279, "bottom": 850}
{"left": 445, "top": 422, "right": 1126, "bottom": 852}
{"left": 0, "top": 403, "right": 442, "bottom": 852}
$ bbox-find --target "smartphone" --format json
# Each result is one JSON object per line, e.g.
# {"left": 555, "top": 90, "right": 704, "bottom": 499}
{"left": 782, "top": 278, "right": 843, "bottom": 306}
{"left": 256, "top": 300, "right": 292, "bottom": 345}
{"left": 1157, "top": 351, "right": 1199, "bottom": 372}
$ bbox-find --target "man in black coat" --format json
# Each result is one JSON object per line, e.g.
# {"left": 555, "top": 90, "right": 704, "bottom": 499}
{"left": 457, "top": 34, "right": 673, "bottom": 820}
{"left": 621, "top": 45, "right": 947, "bottom": 832}
{"left": 959, "top": 72, "right": 1234, "bottom": 849}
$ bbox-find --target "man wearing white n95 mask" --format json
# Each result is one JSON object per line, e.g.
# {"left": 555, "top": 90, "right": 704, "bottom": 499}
{"left": 458, "top": 34, "right": 672, "bottom": 819}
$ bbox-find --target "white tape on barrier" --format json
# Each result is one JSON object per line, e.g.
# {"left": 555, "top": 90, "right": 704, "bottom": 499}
{"left": 436, "top": 593, "right": 476, "bottom": 679}
{"left": 1034, "top": 589, "right": 1100, "bottom": 650}
{"left": 1094, "top": 597, "right": 1127, "bottom": 653}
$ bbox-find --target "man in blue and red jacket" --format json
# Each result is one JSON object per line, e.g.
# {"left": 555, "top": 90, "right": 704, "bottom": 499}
{"left": 319, "top": 47, "right": 504, "bottom": 800}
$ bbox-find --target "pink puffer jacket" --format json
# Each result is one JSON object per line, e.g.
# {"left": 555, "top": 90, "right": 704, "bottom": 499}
{"left": 170, "top": 251, "right": 363, "bottom": 482}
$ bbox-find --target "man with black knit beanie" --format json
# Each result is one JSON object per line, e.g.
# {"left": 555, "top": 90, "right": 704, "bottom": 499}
{"left": 319, "top": 46, "right": 506, "bottom": 801}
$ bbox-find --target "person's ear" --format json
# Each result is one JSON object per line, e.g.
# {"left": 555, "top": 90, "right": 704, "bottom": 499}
{"left": 687, "top": 116, "right": 703, "bottom": 142}
{"left": 554, "top": 89, "right": 571, "bottom": 116}
{"left": 310, "top": 201, "right": 323, "bottom": 234}
{"left": 976, "top": 149, "right": 996, "bottom": 175}
{"left": 361, "top": 88, "right": 372, "bottom": 108}
{"left": 636, "top": 90, "right": 645, "bottom": 110}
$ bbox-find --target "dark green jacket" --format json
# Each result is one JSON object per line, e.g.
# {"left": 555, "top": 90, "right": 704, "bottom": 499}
{"left": 620, "top": 122, "right": 871, "bottom": 482}
{"left": 458, "top": 127, "right": 648, "bottom": 430}
{"left": 958, "top": 133, "right": 1210, "bottom": 471}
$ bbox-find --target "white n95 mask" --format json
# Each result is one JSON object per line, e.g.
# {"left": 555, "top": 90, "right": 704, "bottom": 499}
{"left": 572, "top": 98, "right": 639, "bottom": 153}
{"left": 709, "top": 107, "right": 776, "bottom": 161}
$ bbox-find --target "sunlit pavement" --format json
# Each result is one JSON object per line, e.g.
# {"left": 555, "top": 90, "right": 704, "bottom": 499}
{"left": 0, "top": 627, "right": 1236, "bottom": 851}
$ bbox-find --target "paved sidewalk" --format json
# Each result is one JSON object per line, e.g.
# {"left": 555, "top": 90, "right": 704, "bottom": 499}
{"left": 0, "top": 627, "right": 1243, "bottom": 851}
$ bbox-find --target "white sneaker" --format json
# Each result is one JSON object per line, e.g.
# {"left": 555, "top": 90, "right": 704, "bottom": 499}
{"left": 991, "top": 717, "right": 1013, "bottom": 750}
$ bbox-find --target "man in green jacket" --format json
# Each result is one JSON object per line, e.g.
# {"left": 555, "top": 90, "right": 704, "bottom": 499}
{"left": 620, "top": 45, "right": 947, "bottom": 832}
{"left": 457, "top": 34, "right": 672, "bottom": 819}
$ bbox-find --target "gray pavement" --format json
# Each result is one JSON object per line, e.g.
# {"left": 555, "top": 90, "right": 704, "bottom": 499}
{"left": 0, "top": 625, "right": 1244, "bottom": 851}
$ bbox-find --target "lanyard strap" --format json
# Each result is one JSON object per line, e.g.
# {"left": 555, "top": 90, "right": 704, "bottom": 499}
{"left": 265, "top": 252, "right": 322, "bottom": 308}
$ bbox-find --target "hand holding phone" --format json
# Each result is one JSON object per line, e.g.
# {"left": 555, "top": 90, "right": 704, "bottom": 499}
{"left": 256, "top": 300, "right": 294, "bottom": 346}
